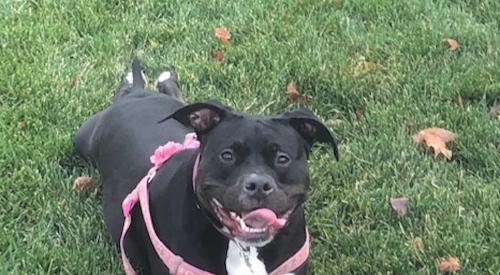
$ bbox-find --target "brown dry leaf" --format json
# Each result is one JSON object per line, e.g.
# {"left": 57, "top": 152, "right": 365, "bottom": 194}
{"left": 214, "top": 26, "right": 231, "bottom": 44}
{"left": 438, "top": 256, "right": 461, "bottom": 272}
{"left": 213, "top": 48, "right": 224, "bottom": 63}
{"left": 413, "top": 128, "right": 456, "bottom": 160}
{"left": 287, "top": 81, "right": 311, "bottom": 102}
{"left": 335, "top": 0, "right": 342, "bottom": 8}
{"left": 73, "top": 176, "right": 96, "bottom": 191}
{"left": 390, "top": 197, "right": 409, "bottom": 217}
{"left": 287, "top": 81, "right": 299, "bottom": 99}
{"left": 355, "top": 106, "right": 365, "bottom": 119}
{"left": 443, "top": 38, "right": 460, "bottom": 51}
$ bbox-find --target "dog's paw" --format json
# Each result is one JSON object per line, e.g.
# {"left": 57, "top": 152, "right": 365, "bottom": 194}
{"left": 156, "top": 70, "right": 183, "bottom": 102}
{"left": 124, "top": 70, "right": 147, "bottom": 86}
{"left": 158, "top": 71, "right": 172, "bottom": 82}
{"left": 125, "top": 71, "right": 133, "bottom": 85}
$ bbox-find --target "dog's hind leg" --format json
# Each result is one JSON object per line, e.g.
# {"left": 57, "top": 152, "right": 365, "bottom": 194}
{"left": 156, "top": 69, "right": 184, "bottom": 103}
{"left": 112, "top": 59, "right": 147, "bottom": 102}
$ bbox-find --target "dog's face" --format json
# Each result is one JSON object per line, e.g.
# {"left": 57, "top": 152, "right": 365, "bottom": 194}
{"left": 167, "top": 101, "right": 338, "bottom": 246}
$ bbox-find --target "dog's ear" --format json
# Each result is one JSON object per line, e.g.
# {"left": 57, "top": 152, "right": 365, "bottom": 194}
{"left": 159, "top": 100, "right": 231, "bottom": 133}
{"left": 276, "top": 108, "right": 339, "bottom": 160}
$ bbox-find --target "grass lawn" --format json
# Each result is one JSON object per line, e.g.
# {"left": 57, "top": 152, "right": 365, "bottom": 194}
{"left": 1, "top": 0, "right": 499, "bottom": 274}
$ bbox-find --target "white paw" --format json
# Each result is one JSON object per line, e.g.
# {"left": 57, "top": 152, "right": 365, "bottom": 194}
{"left": 125, "top": 72, "right": 133, "bottom": 84}
{"left": 125, "top": 71, "right": 147, "bottom": 84}
{"left": 158, "top": 71, "right": 172, "bottom": 82}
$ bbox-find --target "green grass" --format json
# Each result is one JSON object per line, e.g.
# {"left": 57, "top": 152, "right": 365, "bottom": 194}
{"left": 1, "top": 0, "right": 499, "bottom": 274}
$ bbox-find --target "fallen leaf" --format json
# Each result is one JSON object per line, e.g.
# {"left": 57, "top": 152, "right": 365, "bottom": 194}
{"left": 438, "top": 256, "right": 461, "bottom": 272}
{"left": 355, "top": 106, "right": 365, "bottom": 119}
{"left": 213, "top": 48, "right": 224, "bottom": 63}
{"left": 335, "top": 0, "right": 342, "bottom": 8}
{"left": 18, "top": 121, "right": 27, "bottom": 130}
{"left": 73, "top": 176, "right": 96, "bottom": 191}
{"left": 149, "top": 39, "right": 159, "bottom": 49}
{"left": 353, "top": 56, "right": 382, "bottom": 76}
{"left": 287, "top": 81, "right": 298, "bottom": 98}
{"left": 413, "top": 128, "right": 456, "bottom": 160}
{"left": 390, "top": 197, "right": 409, "bottom": 217}
{"left": 413, "top": 237, "right": 424, "bottom": 253}
{"left": 443, "top": 38, "right": 460, "bottom": 51}
{"left": 287, "top": 81, "right": 311, "bottom": 102}
{"left": 214, "top": 26, "right": 231, "bottom": 44}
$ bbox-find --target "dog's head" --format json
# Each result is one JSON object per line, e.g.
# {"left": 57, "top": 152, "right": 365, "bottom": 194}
{"left": 166, "top": 100, "right": 338, "bottom": 246}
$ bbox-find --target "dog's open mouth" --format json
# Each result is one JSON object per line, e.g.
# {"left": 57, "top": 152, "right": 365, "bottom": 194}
{"left": 210, "top": 198, "right": 291, "bottom": 244}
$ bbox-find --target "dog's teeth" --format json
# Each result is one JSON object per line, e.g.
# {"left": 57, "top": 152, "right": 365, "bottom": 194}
{"left": 247, "top": 227, "right": 265, "bottom": 233}
{"left": 239, "top": 218, "right": 247, "bottom": 230}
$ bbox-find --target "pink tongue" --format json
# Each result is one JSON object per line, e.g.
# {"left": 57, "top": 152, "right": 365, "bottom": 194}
{"left": 242, "top": 208, "right": 286, "bottom": 229}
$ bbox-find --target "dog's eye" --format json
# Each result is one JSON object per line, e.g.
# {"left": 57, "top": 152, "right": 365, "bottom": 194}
{"left": 275, "top": 152, "right": 291, "bottom": 166}
{"left": 220, "top": 149, "right": 234, "bottom": 162}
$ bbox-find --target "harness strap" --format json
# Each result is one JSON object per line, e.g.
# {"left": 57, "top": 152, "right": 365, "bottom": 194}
{"left": 269, "top": 229, "right": 310, "bottom": 275}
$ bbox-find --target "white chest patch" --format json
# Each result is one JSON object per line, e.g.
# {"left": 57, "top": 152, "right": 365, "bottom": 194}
{"left": 226, "top": 240, "right": 267, "bottom": 275}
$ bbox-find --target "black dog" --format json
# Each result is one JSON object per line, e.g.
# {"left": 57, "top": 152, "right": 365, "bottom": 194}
{"left": 75, "top": 59, "right": 338, "bottom": 275}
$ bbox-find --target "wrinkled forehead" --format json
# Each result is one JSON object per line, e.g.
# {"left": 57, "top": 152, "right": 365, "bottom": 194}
{"left": 205, "top": 116, "right": 301, "bottom": 154}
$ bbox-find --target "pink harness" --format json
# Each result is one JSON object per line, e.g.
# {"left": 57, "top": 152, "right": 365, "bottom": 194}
{"left": 120, "top": 133, "right": 310, "bottom": 275}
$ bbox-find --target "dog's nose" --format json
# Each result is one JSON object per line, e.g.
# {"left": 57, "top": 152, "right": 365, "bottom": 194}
{"left": 242, "top": 174, "right": 276, "bottom": 198}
